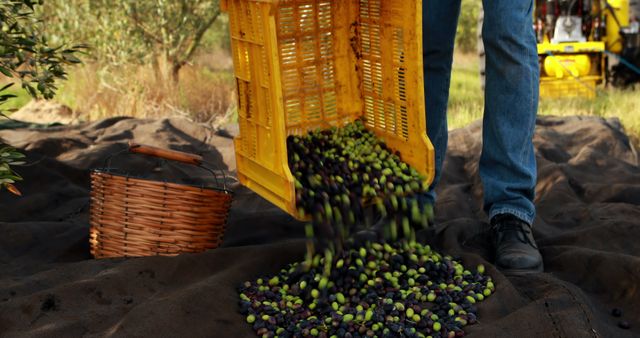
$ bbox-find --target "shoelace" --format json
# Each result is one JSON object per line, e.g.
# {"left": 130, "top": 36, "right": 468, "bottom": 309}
{"left": 493, "top": 220, "right": 538, "bottom": 249}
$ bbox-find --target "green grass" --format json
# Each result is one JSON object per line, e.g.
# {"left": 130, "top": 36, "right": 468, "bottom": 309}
{"left": 538, "top": 89, "right": 640, "bottom": 145}
{"left": 448, "top": 53, "right": 640, "bottom": 147}
{"left": 448, "top": 54, "right": 484, "bottom": 129}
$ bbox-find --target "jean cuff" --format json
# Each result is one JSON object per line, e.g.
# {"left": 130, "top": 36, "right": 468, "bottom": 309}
{"left": 489, "top": 208, "right": 535, "bottom": 226}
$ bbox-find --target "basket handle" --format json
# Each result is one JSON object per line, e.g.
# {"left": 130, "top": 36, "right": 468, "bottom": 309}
{"left": 128, "top": 142, "right": 203, "bottom": 166}
{"left": 124, "top": 142, "right": 233, "bottom": 192}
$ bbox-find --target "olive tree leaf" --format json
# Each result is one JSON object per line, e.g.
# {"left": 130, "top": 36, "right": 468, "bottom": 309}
{"left": 0, "top": 0, "right": 84, "bottom": 195}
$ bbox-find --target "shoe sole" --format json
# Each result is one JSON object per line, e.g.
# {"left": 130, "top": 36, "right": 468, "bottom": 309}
{"left": 498, "top": 263, "right": 544, "bottom": 276}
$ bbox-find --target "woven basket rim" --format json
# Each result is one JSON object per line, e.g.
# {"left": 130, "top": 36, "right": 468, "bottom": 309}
{"left": 91, "top": 168, "right": 234, "bottom": 195}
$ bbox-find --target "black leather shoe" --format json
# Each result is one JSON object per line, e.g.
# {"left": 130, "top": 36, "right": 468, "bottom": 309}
{"left": 491, "top": 214, "right": 543, "bottom": 275}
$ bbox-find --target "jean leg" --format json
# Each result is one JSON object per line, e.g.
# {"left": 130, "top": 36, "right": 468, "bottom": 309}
{"left": 480, "top": 0, "right": 539, "bottom": 225}
{"left": 423, "top": 0, "right": 462, "bottom": 205}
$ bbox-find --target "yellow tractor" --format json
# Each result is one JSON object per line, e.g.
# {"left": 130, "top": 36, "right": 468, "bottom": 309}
{"left": 536, "top": 0, "right": 640, "bottom": 98}
{"left": 479, "top": 0, "right": 640, "bottom": 98}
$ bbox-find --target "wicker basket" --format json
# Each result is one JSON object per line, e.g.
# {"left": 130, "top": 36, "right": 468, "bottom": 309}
{"left": 89, "top": 143, "right": 233, "bottom": 258}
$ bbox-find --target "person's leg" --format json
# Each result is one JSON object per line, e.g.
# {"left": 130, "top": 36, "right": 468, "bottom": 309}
{"left": 480, "top": 0, "right": 539, "bottom": 225}
{"left": 422, "top": 0, "right": 462, "bottom": 205}
{"left": 481, "top": 0, "right": 542, "bottom": 274}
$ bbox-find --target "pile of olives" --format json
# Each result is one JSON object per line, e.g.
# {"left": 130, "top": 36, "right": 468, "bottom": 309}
{"left": 239, "top": 242, "right": 494, "bottom": 338}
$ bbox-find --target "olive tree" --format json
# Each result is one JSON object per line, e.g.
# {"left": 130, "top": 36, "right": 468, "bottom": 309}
{"left": 0, "top": 0, "right": 84, "bottom": 195}
{"left": 41, "top": 0, "right": 222, "bottom": 83}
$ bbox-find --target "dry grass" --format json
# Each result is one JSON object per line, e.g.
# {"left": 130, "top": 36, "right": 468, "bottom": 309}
{"left": 6, "top": 48, "right": 638, "bottom": 149}
{"left": 54, "top": 54, "right": 236, "bottom": 125}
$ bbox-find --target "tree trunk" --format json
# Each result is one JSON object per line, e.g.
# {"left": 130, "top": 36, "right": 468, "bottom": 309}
{"left": 171, "top": 61, "right": 182, "bottom": 84}
{"left": 152, "top": 55, "right": 165, "bottom": 84}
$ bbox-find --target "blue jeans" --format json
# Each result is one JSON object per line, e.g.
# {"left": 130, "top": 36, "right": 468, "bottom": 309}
{"left": 422, "top": 0, "right": 539, "bottom": 225}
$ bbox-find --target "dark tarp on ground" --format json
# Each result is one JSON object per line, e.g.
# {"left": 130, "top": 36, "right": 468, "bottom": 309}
{"left": 0, "top": 115, "right": 639, "bottom": 337}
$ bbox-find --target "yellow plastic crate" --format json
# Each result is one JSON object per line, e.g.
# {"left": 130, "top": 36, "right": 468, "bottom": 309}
{"left": 539, "top": 76, "right": 600, "bottom": 99}
{"left": 222, "top": 0, "right": 434, "bottom": 218}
